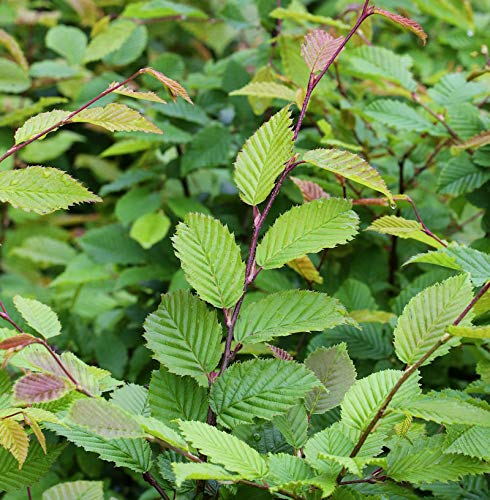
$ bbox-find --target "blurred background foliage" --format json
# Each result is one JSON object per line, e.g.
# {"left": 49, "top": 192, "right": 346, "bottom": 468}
{"left": 0, "top": 0, "right": 489, "bottom": 497}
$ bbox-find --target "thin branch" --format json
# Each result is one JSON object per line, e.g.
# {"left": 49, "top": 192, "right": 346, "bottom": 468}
{"left": 143, "top": 472, "right": 171, "bottom": 500}
{"left": 337, "top": 280, "right": 490, "bottom": 482}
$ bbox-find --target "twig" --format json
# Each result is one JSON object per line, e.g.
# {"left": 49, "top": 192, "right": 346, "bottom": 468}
{"left": 143, "top": 472, "right": 171, "bottom": 500}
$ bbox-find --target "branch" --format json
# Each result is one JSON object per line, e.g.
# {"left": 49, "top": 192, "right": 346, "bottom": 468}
{"left": 143, "top": 472, "right": 171, "bottom": 500}
{"left": 337, "top": 280, "right": 490, "bottom": 482}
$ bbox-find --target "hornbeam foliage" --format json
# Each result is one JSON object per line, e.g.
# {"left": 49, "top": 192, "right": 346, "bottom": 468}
{"left": 0, "top": 1, "right": 488, "bottom": 498}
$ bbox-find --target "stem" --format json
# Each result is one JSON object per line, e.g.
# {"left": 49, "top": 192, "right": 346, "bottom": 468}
{"left": 27, "top": 487, "right": 32, "bottom": 500}
{"left": 0, "top": 69, "right": 148, "bottom": 165}
{"left": 143, "top": 472, "right": 170, "bottom": 500}
{"left": 337, "top": 280, "right": 490, "bottom": 482}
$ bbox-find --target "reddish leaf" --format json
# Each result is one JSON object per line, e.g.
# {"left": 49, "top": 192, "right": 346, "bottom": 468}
{"left": 301, "top": 29, "right": 345, "bottom": 73}
{"left": 142, "top": 68, "right": 193, "bottom": 104}
{"left": 266, "top": 344, "right": 293, "bottom": 361}
{"left": 14, "top": 373, "right": 73, "bottom": 403}
{"left": 0, "top": 334, "right": 39, "bottom": 350}
{"left": 374, "top": 8, "right": 427, "bottom": 45}
{"left": 291, "top": 176, "right": 329, "bottom": 202}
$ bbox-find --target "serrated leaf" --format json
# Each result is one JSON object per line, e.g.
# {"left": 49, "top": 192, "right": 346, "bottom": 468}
{"left": 178, "top": 420, "right": 268, "bottom": 478}
{"left": 144, "top": 290, "right": 222, "bottom": 385}
{"left": 438, "top": 154, "right": 490, "bottom": 196}
{"left": 230, "top": 82, "right": 297, "bottom": 102}
{"left": 42, "top": 480, "right": 104, "bottom": 500}
{"left": 373, "top": 8, "right": 427, "bottom": 44}
{"left": 149, "top": 368, "right": 207, "bottom": 424}
{"left": 273, "top": 404, "right": 308, "bottom": 449}
{"left": 305, "top": 344, "right": 356, "bottom": 414}
{"left": 393, "top": 274, "right": 474, "bottom": 365}
{"left": 256, "top": 198, "right": 359, "bottom": 269}
{"left": 291, "top": 176, "right": 329, "bottom": 202}
{"left": 270, "top": 7, "right": 348, "bottom": 30}
{"left": 365, "top": 99, "right": 433, "bottom": 132}
{"left": 387, "top": 435, "right": 490, "bottom": 485}
{"left": 234, "top": 290, "right": 348, "bottom": 344}
{"left": 304, "top": 148, "right": 393, "bottom": 204}
{"left": 234, "top": 107, "right": 293, "bottom": 206}
{"left": 447, "top": 324, "right": 490, "bottom": 339}
{"left": 110, "top": 384, "right": 150, "bottom": 417}
{"left": 0, "top": 167, "right": 101, "bottom": 214}
{"left": 172, "top": 214, "right": 245, "bottom": 308}
{"left": 267, "top": 453, "right": 318, "bottom": 496}
{"left": 428, "top": 73, "right": 486, "bottom": 107}
{"left": 172, "top": 463, "right": 239, "bottom": 487}
{"left": 13, "top": 296, "right": 61, "bottom": 339}
{"left": 14, "top": 373, "right": 73, "bottom": 403}
{"left": 84, "top": 20, "right": 136, "bottom": 62}
{"left": 142, "top": 67, "right": 192, "bottom": 103}
{"left": 0, "top": 334, "right": 39, "bottom": 350}
{"left": 367, "top": 215, "right": 444, "bottom": 248}
{"left": 341, "top": 369, "right": 421, "bottom": 433}
{"left": 287, "top": 255, "right": 323, "bottom": 284}
{"left": 67, "top": 398, "right": 143, "bottom": 439}
{"left": 209, "top": 358, "right": 321, "bottom": 428}
{"left": 301, "top": 29, "right": 344, "bottom": 72}
{"left": 15, "top": 110, "right": 70, "bottom": 144}
{"left": 137, "top": 416, "right": 187, "bottom": 450}
{"left": 73, "top": 103, "right": 162, "bottom": 134}
{"left": 0, "top": 29, "right": 28, "bottom": 71}
{"left": 0, "top": 418, "right": 29, "bottom": 468}
{"left": 111, "top": 82, "right": 166, "bottom": 103}
{"left": 130, "top": 211, "right": 171, "bottom": 249}
{"left": 445, "top": 425, "right": 490, "bottom": 460}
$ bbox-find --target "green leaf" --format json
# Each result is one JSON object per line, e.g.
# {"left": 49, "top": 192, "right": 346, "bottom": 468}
{"left": 172, "top": 463, "right": 239, "bottom": 487}
{"left": 303, "top": 148, "right": 393, "bottom": 204}
{"left": 15, "top": 110, "right": 70, "bottom": 144}
{"left": 46, "top": 25, "right": 87, "bottom": 65}
{"left": 110, "top": 384, "right": 150, "bottom": 417}
{"left": 287, "top": 255, "right": 324, "bottom": 284}
{"left": 230, "top": 82, "right": 297, "bottom": 102}
{"left": 393, "top": 274, "right": 474, "bottom": 365}
{"left": 0, "top": 418, "right": 29, "bottom": 467}
{"left": 273, "top": 404, "right": 308, "bottom": 449}
{"left": 0, "top": 442, "right": 63, "bottom": 492}
{"left": 438, "top": 154, "right": 490, "bottom": 196}
{"left": 149, "top": 368, "right": 208, "bottom": 423}
{"left": 447, "top": 103, "right": 483, "bottom": 140}
{"left": 392, "top": 395, "right": 490, "bottom": 427}
{"left": 122, "top": 1, "right": 207, "bottom": 20}
{"left": 137, "top": 416, "right": 188, "bottom": 449}
{"left": 367, "top": 215, "right": 444, "bottom": 248}
{"left": 13, "top": 295, "right": 61, "bottom": 339}
{"left": 84, "top": 20, "right": 137, "bottom": 62}
{"left": 172, "top": 213, "right": 245, "bottom": 308}
{"left": 341, "top": 369, "right": 421, "bottom": 433}
{"left": 305, "top": 344, "right": 356, "bottom": 415}
{"left": 73, "top": 103, "right": 162, "bottom": 134}
{"left": 234, "top": 290, "right": 349, "bottom": 344}
{"left": 234, "top": 107, "right": 293, "bottom": 206}
{"left": 42, "top": 480, "right": 104, "bottom": 500}
{"left": 386, "top": 435, "right": 490, "bottom": 485}
{"left": 112, "top": 83, "right": 166, "bottom": 104}
{"left": 428, "top": 73, "right": 485, "bottom": 106}
{"left": 270, "top": 6, "right": 348, "bottom": 30}
{"left": 178, "top": 420, "right": 268, "bottom": 478}
{"left": 447, "top": 324, "right": 490, "bottom": 339}
{"left": 130, "top": 211, "right": 171, "bottom": 249}
{"left": 256, "top": 198, "right": 359, "bottom": 269}
{"left": 143, "top": 290, "right": 222, "bottom": 385}
{"left": 67, "top": 398, "right": 144, "bottom": 439}
{"left": 365, "top": 99, "right": 433, "bottom": 133}
{"left": 0, "top": 167, "right": 101, "bottom": 214}
{"left": 0, "top": 59, "right": 30, "bottom": 94}
{"left": 209, "top": 358, "right": 321, "bottom": 428}
{"left": 445, "top": 425, "right": 490, "bottom": 460}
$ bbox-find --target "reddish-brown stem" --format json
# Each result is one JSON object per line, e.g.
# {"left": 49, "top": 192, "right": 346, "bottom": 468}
{"left": 0, "top": 69, "right": 147, "bottom": 165}
{"left": 143, "top": 472, "right": 170, "bottom": 500}
{"left": 337, "top": 280, "right": 490, "bottom": 482}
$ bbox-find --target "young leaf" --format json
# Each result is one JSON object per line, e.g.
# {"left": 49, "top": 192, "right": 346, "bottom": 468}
{"left": 234, "top": 107, "right": 293, "bottom": 206}
{"left": 0, "top": 334, "right": 39, "bottom": 350}
{"left": 305, "top": 344, "right": 356, "bottom": 415}
{"left": 447, "top": 324, "right": 490, "bottom": 339}
{"left": 13, "top": 296, "right": 61, "bottom": 339}
{"left": 143, "top": 290, "right": 222, "bottom": 385}
{"left": 291, "top": 176, "right": 329, "bottom": 202}
{"left": 230, "top": 82, "right": 297, "bottom": 102}
{"left": 452, "top": 130, "right": 490, "bottom": 151}
{"left": 373, "top": 8, "right": 427, "bottom": 45}
{"left": 209, "top": 358, "right": 321, "bottom": 428}
{"left": 142, "top": 67, "right": 192, "bottom": 103}
{"left": 0, "top": 29, "right": 28, "bottom": 71}
{"left": 178, "top": 420, "right": 268, "bottom": 478}
{"left": 137, "top": 416, "right": 188, "bottom": 450}
{"left": 130, "top": 211, "right": 171, "bottom": 249}
{"left": 301, "top": 29, "right": 344, "bottom": 72}
{"left": 287, "top": 255, "right": 323, "bottom": 284}
{"left": 273, "top": 405, "right": 308, "bottom": 449}
{"left": 172, "top": 463, "right": 239, "bottom": 487}
{"left": 111, "top": 82, "right": 166, "bottom": 103}
{"left": 42, "top": 481, "right": 104, "bottom": 500}
{"left": 14, "top": 373, "right": 73, "bottom": 403}
{"left": 393, "top": 274, "right": 474, "bottom": 365}
{"left": 303, "top": 148, "right": 394, "bottom": 204}
{"left": 15, "top": 110, "right": 70, "bottom": 144}
{"left": 67, "top": 398, "right": 144, "bottom": 439}
{"left": 234, "top": 290, "right": 349, "bottom": 344}
{"left": 367, "top": 215, "right": 445, "bottom": 248}
{"left": 256, "top": 198, "right": 359, "bottom": 269}
{"left": 0, "top": 167, "right": 101, "bottom": 214}
{"left": 172, "top": 214, "right": 245, "bottom": 308}
{"left": 0, "top": 419, "right": 29, "bottom": 468}
{"left": 73, "top": 103, "right": 162, "bottom": 134}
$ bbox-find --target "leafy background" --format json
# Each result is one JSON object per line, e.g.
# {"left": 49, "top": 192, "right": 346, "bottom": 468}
{"left": 0, "top": 0, "right": 489, "bottom": 498}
